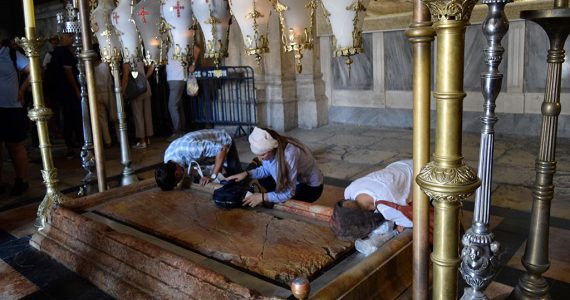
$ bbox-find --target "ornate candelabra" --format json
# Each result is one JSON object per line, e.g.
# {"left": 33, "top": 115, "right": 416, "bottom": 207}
{"left": 459, "top": 0, "right": 511, "bottom": 299}
{"left": 415, "top": 0, "right": 481, "bottom": 299}
{"left": 92, "top": 0, "right": 138, "bottom": 186}
{"left": 57, "top": 2, "right": 98, "bottom": 196}
{"left": 405, "top": 0, "right": 434, "bottom": 297}
{"left": 18, "top": 0, "right": 71, "bottom": 230}
{"left": 510, "top": 1, "right": 570, "bottom": 299}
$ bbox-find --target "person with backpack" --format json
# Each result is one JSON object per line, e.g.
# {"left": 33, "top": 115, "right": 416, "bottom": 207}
{"left": 154, "top": 129, "right": 243, "bottom": 190}
{"left": 0, "top": 27, "right": 30, "bottom": 196}
{"left": 226, "top": 127, "right": 324, "bottom": 207}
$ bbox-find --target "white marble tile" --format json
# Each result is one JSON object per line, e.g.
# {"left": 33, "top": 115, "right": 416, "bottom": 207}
{"left": 384, "top": 30, "right": 412, "bottom": 91}
{"left": 332, "top": 33, "right": 374, "bottom": 90}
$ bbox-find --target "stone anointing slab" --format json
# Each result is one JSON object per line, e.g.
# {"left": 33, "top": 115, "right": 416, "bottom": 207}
{"left": 92, "top": 188, "right": 353, "bottom": 284}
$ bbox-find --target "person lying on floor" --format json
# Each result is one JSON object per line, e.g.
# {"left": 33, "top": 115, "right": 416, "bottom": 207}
{"left": 155, "top": 129, "right": 243, "bottom": 190}
{"left": 344, "top": 159, "right": 414, "bottom": 233}
{"left": 226, "top": 127, "right": 324, "bottom": 207}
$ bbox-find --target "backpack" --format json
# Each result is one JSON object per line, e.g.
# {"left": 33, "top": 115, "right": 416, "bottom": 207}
{"left": 212, "top": 180, "right": 251, "bottom": 209}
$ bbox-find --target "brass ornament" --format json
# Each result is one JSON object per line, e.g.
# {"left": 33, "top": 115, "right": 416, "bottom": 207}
{"left": 422, "top": 0, "right": 479, "bottom": 22}
{"left": 15, "top": 37, "right": 44, "bottom": 57}
{"left": 416, "top": 162, "right": 480, "bottom": 203}
{"left": 27, "top": 107, "right": 54, "bottom": 123}
{"left": 273, "top": 0, "right": 317, "bottom": 73}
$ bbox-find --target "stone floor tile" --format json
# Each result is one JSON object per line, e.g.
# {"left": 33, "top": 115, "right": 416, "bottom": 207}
{"left": 287, "top": 128, "right": 336, "bottom": 143}
{"left": 489, "top": 185, "right": 534, "bottom": 213}
{"left": 323, "top": 134, "right": 380, "bottom": 148}
{"left": 317, "top": 159, "right": 371, "bottom": 180}
{"left": 484, "top": 281, "right": 513, "bottom": 300}
{"left": 0, "top": 260, "right": 38, "bottom": 299}
{"left": 507, "top": 226, "right": 570, "bottom": 283}
{"left": 492, "top": 166, "right": 536, "bottom": 186}
{"left": 342, "top": 149, "right": 398, "bottom": 165}
{"left": 0, "top": 203, "right": 38, "bottom": 238}
{"left": 495, "top": 149, "right": 537, "bottom": 168}
{"left": 370, "top": 138, "right": 413, "bottom": 154}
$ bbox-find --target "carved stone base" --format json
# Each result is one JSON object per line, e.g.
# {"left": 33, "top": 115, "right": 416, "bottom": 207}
{"left": 30, "top": 179, "right": 413, "bottom": 299}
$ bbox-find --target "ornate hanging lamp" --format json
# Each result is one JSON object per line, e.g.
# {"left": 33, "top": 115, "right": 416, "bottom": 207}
{"left": 133, "top": 0, "right": 169, "bottom": 69}
{"left": 229, "top": 0, "right": 272, "bottom": 64}
{"left": 320, "top": 0, "right": 371, "bottom": 71}
{"left": 162, "top": 0, "right": 195, "bottom": 79}
{"left": 272, "top": 0, "right": 317, "bottom": 73}
{"left": 112, "top": 0, "right": 142, "bottom": 77}
{"left": 192, "top": 0, "right": 232, "bottom": 67}
{"left": 92, "top": 0, "right": 138, "bottom": 186}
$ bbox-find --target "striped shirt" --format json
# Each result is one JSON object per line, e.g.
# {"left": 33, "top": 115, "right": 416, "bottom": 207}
{"left": 164, "top": 129, "right": 233, "bottom": 167}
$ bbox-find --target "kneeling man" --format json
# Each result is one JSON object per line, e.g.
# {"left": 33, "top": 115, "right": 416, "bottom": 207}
{"left": 155, "top": 129, "right": 243, "bottom": 190}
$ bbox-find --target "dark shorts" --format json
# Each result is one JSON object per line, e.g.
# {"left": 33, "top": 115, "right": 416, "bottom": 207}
{"left": 0, "top": 107, "right": 28, "bottom": 143}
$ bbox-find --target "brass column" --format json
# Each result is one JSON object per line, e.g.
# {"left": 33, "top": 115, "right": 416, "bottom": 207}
{"left": 417, "top": 0, "right": 481, "bottom": 299}
{"left": 18, "top": 0, "right": 70, "bottom": 229}
{"left": 78, "top": 0, "right": 107, "bottom": 192}
{"left": 405, "top": 0, "right": 434, "bottom": 298}
{"left": 511, "top": 1, "right": 570, "bottom": 299}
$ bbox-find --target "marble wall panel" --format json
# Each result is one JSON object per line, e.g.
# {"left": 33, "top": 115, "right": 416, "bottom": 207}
{"left": 524, "top": 20, "right": 570, "bottom": 93}
{"left": 384, "top": 30, "right": 413, "bottom": 91}
{"left": 464, "top": 24, "right": 509, "bottom": 92}
{"left": 332, "top": 33, "right": 373, "bottom": 90}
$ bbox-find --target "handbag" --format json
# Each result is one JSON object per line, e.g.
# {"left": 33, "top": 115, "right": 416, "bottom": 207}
{"left": 186, "top": 74, "right": 199, "bottom": 96}
{"left": 124, "top": 72, "right": 147, "bottom": 99}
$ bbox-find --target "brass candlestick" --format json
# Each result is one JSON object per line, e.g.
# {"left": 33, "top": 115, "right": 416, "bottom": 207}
{"left": 416, "top": 0, "right": 481, "bottom": 299}
{"left": 510, "top": 2, "right": 570, "bottom": 299}
{"left": 18, "top": 0, "right": 70, "bottom": 230}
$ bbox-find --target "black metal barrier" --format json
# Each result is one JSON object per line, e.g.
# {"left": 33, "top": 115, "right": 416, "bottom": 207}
{"left": 188, "top": 66, "right": 257, "bottom": 136}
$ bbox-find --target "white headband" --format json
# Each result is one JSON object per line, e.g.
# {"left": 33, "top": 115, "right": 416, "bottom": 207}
{"left": 248, "top": 127, "right": 278, "bottom": 155}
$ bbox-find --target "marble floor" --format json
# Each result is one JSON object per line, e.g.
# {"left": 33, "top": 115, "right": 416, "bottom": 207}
{"left": 0, "top": 124, "right": 569, "bottom": 299}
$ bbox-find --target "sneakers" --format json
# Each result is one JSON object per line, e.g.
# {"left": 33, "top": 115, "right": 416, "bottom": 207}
{"left": 133, "top": 142, "right": 147, "bottom": 149}
{"left": 10, "top": 178, "right": 29, "bottom": 196}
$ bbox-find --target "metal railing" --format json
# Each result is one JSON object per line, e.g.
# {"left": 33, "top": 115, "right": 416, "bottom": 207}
{"left": 188, "top": 66, "right": 257, "bottom": 136}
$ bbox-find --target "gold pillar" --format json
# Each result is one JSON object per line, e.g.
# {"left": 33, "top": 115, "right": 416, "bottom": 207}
{"left": 405, "top": 0, "right": 434, "bottom": 298}
{"left": 18, "top": 0, "right": 70, "bottom": 229}
{"left": 417, "top": 0, "right": 481, "bottom": 299}
{"left": 78, "top": 0, "right": 107, "bottom": 192}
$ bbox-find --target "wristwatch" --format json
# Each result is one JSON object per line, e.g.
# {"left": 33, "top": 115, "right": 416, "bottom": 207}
{"left": 210, "top": 173, "right": 218, "bottom": 180}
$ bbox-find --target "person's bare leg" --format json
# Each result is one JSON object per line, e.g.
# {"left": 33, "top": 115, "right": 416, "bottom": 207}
{"left": 7, "top": 142, "right": 28, "bottom": 182}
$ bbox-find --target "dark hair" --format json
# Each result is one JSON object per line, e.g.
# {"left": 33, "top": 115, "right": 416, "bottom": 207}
{"left": 261, "top": 127, "right": 310, "bottom": 192}
{"left": 155, "top": 161, "right": 180, "bottom": 191}
{"left": 0, "top": 27, "right": 11, "bottom": 47}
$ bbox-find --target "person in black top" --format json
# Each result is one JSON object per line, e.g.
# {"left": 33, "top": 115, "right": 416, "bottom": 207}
{"left": 49, "top": 32, "right": 83, "bottom": 158}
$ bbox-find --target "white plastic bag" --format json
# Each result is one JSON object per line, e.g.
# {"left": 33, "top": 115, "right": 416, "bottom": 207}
{"left": 186, "top": 75, "right": 199, "bottom": 96}
{"left": 355, "top": 221, "right": 398, "bottom": 256}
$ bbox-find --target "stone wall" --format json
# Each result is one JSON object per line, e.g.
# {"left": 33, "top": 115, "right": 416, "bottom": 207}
{"left": 320, "top": 18, "right": 570, "bottom": 138}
